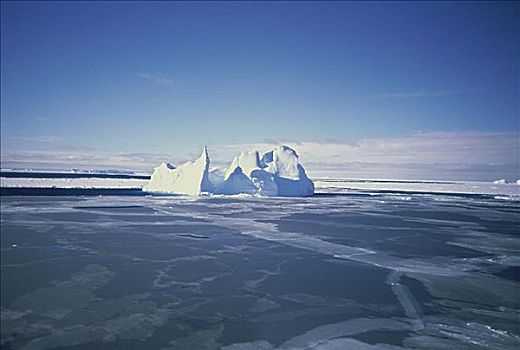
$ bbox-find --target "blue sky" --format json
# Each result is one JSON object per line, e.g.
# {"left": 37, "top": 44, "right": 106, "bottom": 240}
{"left": 1, "top": 1, "right": 519, "bottom": 180}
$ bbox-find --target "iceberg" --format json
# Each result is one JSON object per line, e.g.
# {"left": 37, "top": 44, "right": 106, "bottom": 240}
{"left": 493, "top": 179, "right": 507, "bottom": 184}
{"left": 143, "top": 146, "right": 213, "bottom": 195}
{"left": 143, "top": 145, "right": 314, "bottom": 197}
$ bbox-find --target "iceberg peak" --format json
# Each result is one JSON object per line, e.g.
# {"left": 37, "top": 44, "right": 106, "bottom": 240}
{"left": 143, "top": 146, "right": 213, "bottom": 195}
{"left": 200, "top": 145, "right": 210, "bottom": 162}
{"left": 225, "top": 150, "right": 262, "bottom": 180}
{"left": 215, "top": 166, "right": 257, "bottom": 195}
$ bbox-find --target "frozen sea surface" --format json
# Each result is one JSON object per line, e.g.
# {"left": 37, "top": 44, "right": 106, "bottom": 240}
{"left": 1, "top": 190, "right": 520, "bottom": 349}
{"left": 2, "top": 175, "right": 520, "bottom": 197}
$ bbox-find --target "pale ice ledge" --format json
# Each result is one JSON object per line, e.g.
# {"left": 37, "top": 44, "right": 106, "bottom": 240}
{"left": 143, "top": 145, "right": 315, "bottom": 197}
{"left": 493, "top": 179, "right": 507, "bottom": 184}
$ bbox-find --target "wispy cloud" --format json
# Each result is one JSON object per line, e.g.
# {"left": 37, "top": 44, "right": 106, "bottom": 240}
{"left": 213, "top": 131, "right": 520, "bottom": 181}
{"left": 136, "top": 72, "right": 176, "bottom": 86}
{"left": 1, "top": 131, "right": 518, "bottom": 181}
{"left": 0, "top": 149, "right": 177, "bottom": 172}
{"left": 6, "top": 135, "right": 60, "bottom": 143}
{"left": 219, "top": 131, "right": 518, "bottom": 166}
{"left": 375, "top": 89, "right": 465, "bottom": 98}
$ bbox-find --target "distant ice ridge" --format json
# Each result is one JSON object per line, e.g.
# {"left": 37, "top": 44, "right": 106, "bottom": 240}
{"left": 493, "top": 179, "right": 507, "bottom": 184}
{"left": 143, "top": 145, "right": 314, "bottom": 196}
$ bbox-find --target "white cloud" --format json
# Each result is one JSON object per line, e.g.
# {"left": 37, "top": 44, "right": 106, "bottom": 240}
{"left": 6, "top": 135, "right": 60, "bottom": 143}
{"left": 136, "top": 72, "right": 176, "bottom": 86}
{"left": 0, "top": 149, "right": 176, "bottom": 172}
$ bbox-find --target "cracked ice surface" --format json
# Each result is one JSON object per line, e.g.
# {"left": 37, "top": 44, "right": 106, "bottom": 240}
{"left": 1, "top": 191, "right": 519, "bottom": 349}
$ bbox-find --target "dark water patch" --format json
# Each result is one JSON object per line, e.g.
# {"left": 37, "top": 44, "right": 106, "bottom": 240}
{"left": 0, "top": 171, "right": 150, "bottom": 179}
{"left": 394, "top": 204, "right": 520, "bottom": 238}
{"left": 215, "top": 244, "right": 304, "bottom": 274}
{"left": 276, "top": 212, "right": 361, "bottom": 223}
{"left": 219, "top": 211, "right": 259, "bottom": 219}
{"left": 494, "top": 208, "right": 520, "bottom": 216}
{"left": 256, "top": 257, "right": 395, "bottom": 304}
{"left": 474, "top": 221, "right": 520, "bottom": 238}
{"left": 392, "top": 209, "right": 520, "bottom": 236}
{"left": 104, "top": 214, "right": 209, "bottom": 223}
{"left": 1, "top": 187, "right": 146, "bottom": 196}
{"left": 179, "top": 233, "right": 210, "bottom": 239}
{"left": 271, "top": 214, "right": 442, "bottom": 231}
{"left": 37, "top": 211, "right": 108, "bottom": 223}
{"left": 53, "top": 339, "right": 155, "bottom": 350}
{"left": 494, "top": 266, "right": 520, "bottom": 282}
{"left": 313, "top": 192, "right": 386, "bottom": 199}
{"left": 77, "top": 231, "right": 197, "bottom": 261}
{"left": 1, "top": 196, "right": 82, "bottom": 206}
{"left": 210, "top": 234, "right": 252, "bottom": 247}
{"left": 369, "top": 238, "right": 485, "bottom": 258}
{"left": 74, "top": 205, "right": 157, "bottom": 215}
{"left": 1, "top": 224, "right": 57, "bottom": 248}
{"left": 75, "top": 205, "right": 145, "bottom": 210}
{"left": 126, "top": 223, "right": 233, "bottom": 237}
{"left": 456, "top": 201, "right": 520, "bottom": 213}
{"left": 400, "top": 276, "right": 432, "bottom": 305}
{"left": 391, "top": 209, "right": 482, "bottom": 223}
{"left": 1, "top": 256, "right": 94, "bottom": 306}
{"left": 1, "top": 247, "right": 69, "bottom": 266}
{"left": 351, "top": 330, "right": 411, "bottom": 346}
{"left": 195, "top": 295, "right": 257, "bottom": 318}
{"left": 163, "top": 259, "right": 231, "bottom": 284}
{"left": 94, "top": 262, "right": 157, "bottom": 299}
{"left": 135, "top": 322, "right": 189, "bottom": 350}
{"left": 220, "top": 313, "right": 355, "bottom": 347}
{"left": 200, "top": 271, "right": 266, "bottom": 296}
{"left": 265, "top": 218, "right": 483, "bottom": 258}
